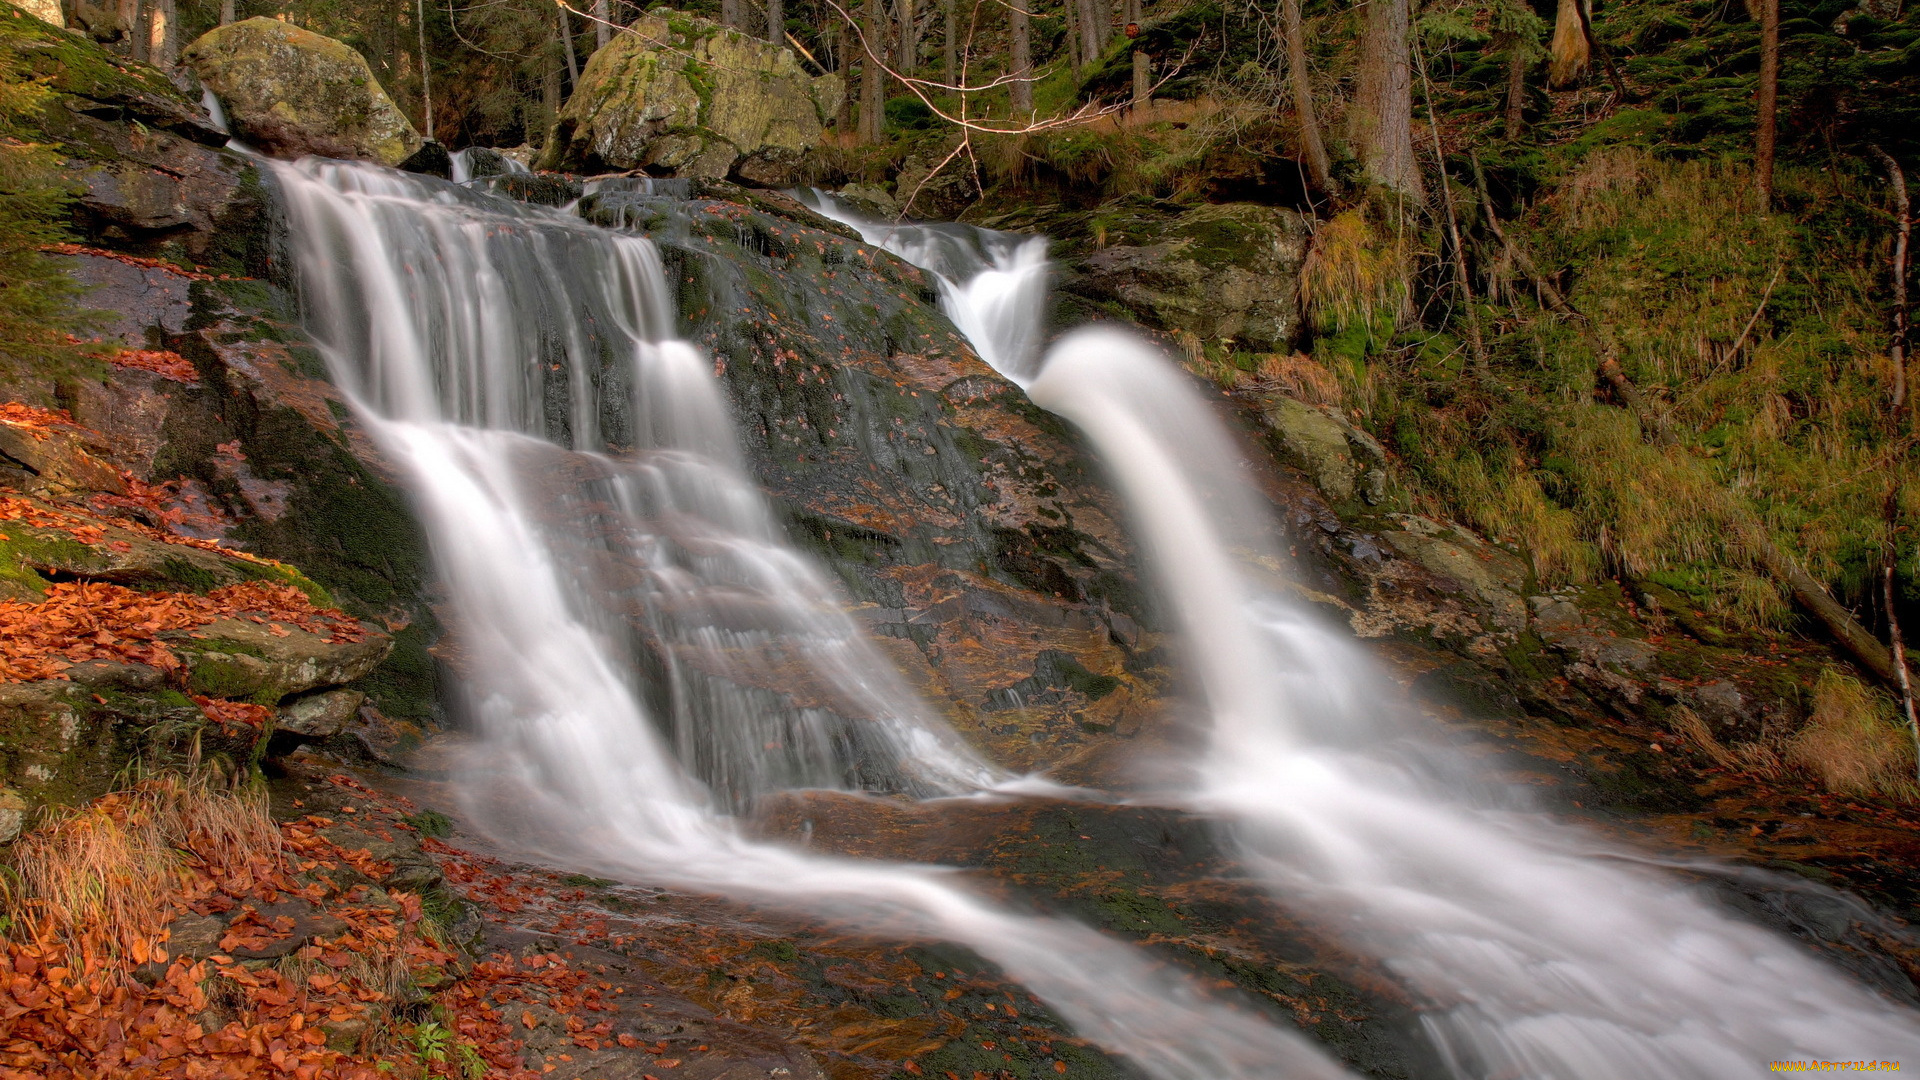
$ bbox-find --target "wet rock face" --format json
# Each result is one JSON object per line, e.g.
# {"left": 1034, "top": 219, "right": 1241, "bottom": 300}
{"left": 539, "top": 11, "right": 842, "bottom": 183}
{"left": 579, "top": 186, "right": 1155, "bottom": 768}
{"left": 3, "top": 254, "right": 441, "bottom": 727}
{"left": 183, "top": 18, "right": 422, "bottom": 166}
{"left": 979, "top": 201, "right": 1311, "bottom": 354}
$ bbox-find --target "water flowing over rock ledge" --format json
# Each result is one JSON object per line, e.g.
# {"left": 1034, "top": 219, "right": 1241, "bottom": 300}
{"left": 5, "top": 12, "right": 1920, "bottom": 1076}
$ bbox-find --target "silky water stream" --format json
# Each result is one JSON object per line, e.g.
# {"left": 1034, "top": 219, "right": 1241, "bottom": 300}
{"left": 267, "top": 158, "right": 1353, "bottom": 1080}
{"left": 805, "top": 195, "right": 1920, "bottom": 1075}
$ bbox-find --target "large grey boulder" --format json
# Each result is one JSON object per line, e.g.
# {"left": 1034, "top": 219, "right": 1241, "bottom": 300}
{"left": 182, "top": 18, "right": 421, "bottom": 166}
{"left": 539, "top": 9, "right": 842, "bottom": 183}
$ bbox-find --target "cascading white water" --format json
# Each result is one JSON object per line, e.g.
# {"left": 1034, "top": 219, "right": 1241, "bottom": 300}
{"left": 447, "top": 146, "right": 533, "bottom": 185}
{"left": 200, "top": 88, "right": 230, "bottom": 136}
{"left": 1028, "top": 331, "right": 1920, "bottom": 1076}
{"left": 796, "top": 191, "right": 1052, "bottom": 381}
{"left": 810, "top": 181, "right": 1920, "bottom": 1075}
{"left": 267, "top": 157, "right": 1355, "bottom": 1080}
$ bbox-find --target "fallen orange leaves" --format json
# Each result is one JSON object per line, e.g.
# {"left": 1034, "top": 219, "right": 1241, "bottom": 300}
{"left": 190, "top": 697, "right": 274, "bottom": 728}
{"left": 0, "top": 403, "right": 89, "bottom": 442}
{"left": 0, "top": 774, "right": 549, "bottom": 1080}
{"left": 109, "top": 350, "right": 198, "bottom": 384}
{"left": 0, "top": 580, "right": 365, "bottom": 684}
{"left": 41, "top": 244, "right": 221, "bottom": 282}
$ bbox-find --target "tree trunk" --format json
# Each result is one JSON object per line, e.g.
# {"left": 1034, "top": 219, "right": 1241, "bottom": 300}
{"left": 1009, "top": 0, "right": 1032, "bottom": 113}
{"left": 1065, "top": 0, "right": 1080, "bottom": 74}
{"left": 1741, "top": 520, "right": 1900, "bottom": 685}
{"left": 943, "top": 0, "right": 956, "bottom": 82}
{"left": 1415, "top": 32, "right": 1485, "bottom": 373}
{"left": 899, "top": 0, "right": 916, "bottom": 72}
{"left": 1889, "top": 557, "right": 1920, "bottom": 783}
{"left": 1872, "top": 145, "right": 1912, "bottom": 410}
{"left": 540, "top": 57, "right": 562, "bottom": 147}
{"left": 560, "top": 3, "right": 580, "bottom": 87}
{"left": 1547, "top": 0, "right": 1588, "bottom": 87}
{"left": 593, "top": 0, "right": 610, "bottom": 49}
{"left": 767, "top": 0, "right": 782, "bottom": 44}
{"left": 153, "top": 0, "right": 176, "bottom": 67}
{"left": 1471, "top": 152, "right": 1582, "bottom": 320}
{"left": 1574, "top": 0, "right": 1629, "bottom": 99}
{"left": 835, "top": 21, "right": 854, "bottom": 129}
{"left": 131, "top": 0, "right": 149, "bottom": 61}
{"left": 859, "top": 0, "right": 885, "bottom": 142}
{"left": 1279, "top": 0, "right": 1331, "bottom": 191}
{"left": 1755, "top": 0, "right": 1779, "bottom": 209}
{"left": 1132, "top": 48, "right": 1148, "bottom": 103}
{"left": 416, "top": 0, "right": 434, "bottom": 141}
{"left": 1348, "top": 0, "right": 1421, "bottom": 197}
{"left": 721, "top": 0, "right": 743, "bottom": 30}
{"left": 219, "top": 0, "right": 233, "bottom": 25}
{"left": 1077, "top": 0, "right": 1107, "bottom": 60}
{"left": 1503, "top": 33, "right": 1527, "bottom": 137}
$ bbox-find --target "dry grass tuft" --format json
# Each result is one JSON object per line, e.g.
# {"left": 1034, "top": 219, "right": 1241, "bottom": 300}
{"left": 1299, "top": 208, "right": 1411, "bottom": 336}
{"left": 1426, "top": 446, "right": 1598, "bottom": 587}
{"left": 1667, "top": 704, "right": 1788, "bottom": 778}
{"left": 4, "top": 772, "right": 281, "bottom": 958}
{"left": 1786, "top": 670, "right": 1918, "bottom": 800}
{"left": 1254, "top": 353, "right": 1345, "bottom": 406}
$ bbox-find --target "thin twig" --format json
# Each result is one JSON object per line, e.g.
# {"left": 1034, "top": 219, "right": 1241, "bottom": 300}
{"left": 1871, "top": 144, "right": 1912, "bottom": 411}
{"left": 1725, "top": 260, "right": 1784, "bottom": 361}
{"left": 1413, "top": 31, "right": 1486, "bottom": 376}
{"left": 1888, "top": 490, "right": 1919, "bottom": 783}
{"left": 1470, "top": 151, "right": 1582, "bottom": 321}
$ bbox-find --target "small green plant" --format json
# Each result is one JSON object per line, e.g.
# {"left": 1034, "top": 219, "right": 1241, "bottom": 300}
{"left": 402, "top": 810, "right": 453, "bottom": 838}
{"left": 454, "top": 1039, "right": 487, "bottom": 1079}
{"left": 404, "top": 1019, "right": 488, "bottom": 1077}
{"left": 411, "top": 1020, "right": 453, "bottom": 1064}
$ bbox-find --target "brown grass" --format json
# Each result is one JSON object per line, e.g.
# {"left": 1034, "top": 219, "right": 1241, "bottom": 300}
{"left": 1253, "top": 353, "right": 1346, "bottom": 406}
{"left": 3, "top": 772, "right": 282, "bottom": 959}
{"left": 1299, "top": 208, "right": 1411, "bottom": 335}
{"left": 1786, "top": 670, "right": 1918, "bottom": 800}
{"left": 1666, "top": 704, "right": 1788, "bottom": 777}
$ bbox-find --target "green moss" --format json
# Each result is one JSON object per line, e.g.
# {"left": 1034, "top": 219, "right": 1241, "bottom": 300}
{"left": 747, "top": 939, "right": 800, "bottom": 963}
{"left": 404, "top": 810, "right": 454, "bottom": 838}
{"left": 185, "top": 655, "right": 270, "bottom": 701}
{"left": 1, "top": 7, "right": 186, "bottom": 113}
{"left": 158, "top": 556, "right": 221, "bottom": 594}
{"left": 559, "top": 872, "right": 615, "bottom": 888}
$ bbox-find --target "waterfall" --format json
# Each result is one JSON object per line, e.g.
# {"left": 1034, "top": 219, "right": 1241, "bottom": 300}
{"left": 1030, "top": 330, "right": 1920, "bottom": 1076}
{"left": 813, "top": 185, "right": 1920, "bottom": 1075}
{"left": 267, "top": 157, "right": 1353, "bottom": 1080}
{"left": 447, "top": 146, "right": 532, "bottom": 184}
{"left": 796, "top": 191, "right": 1052, "bottom": 382}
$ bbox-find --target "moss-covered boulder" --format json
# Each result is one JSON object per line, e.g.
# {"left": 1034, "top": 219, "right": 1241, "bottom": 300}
{"left": 182, "top": 18, "right": 421, "bottom": 166}
{"left": 980, "top": 201, "right": 1310, "bottom": 354}
{"left": 540, "top": 9, "right": 841, "bottom": 183}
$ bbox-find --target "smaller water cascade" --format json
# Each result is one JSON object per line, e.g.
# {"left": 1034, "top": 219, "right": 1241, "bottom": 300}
{"left": 796, "top": 190, "right": 1052, "bottom": 381}
{"left": 1030, "top": 329, "right": 1920, "bottom": 1077}
{"left": 200, "top": 88, "right": 230, "bottom": 135}
{"left": 811, "top": 190, "right": 1920, "bottom": 1075}
{"left": 447, "top": 146, "right": 532, "bottom": 184}
{"left": 273, "top": 158, "right": 993, "bottom": 807}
